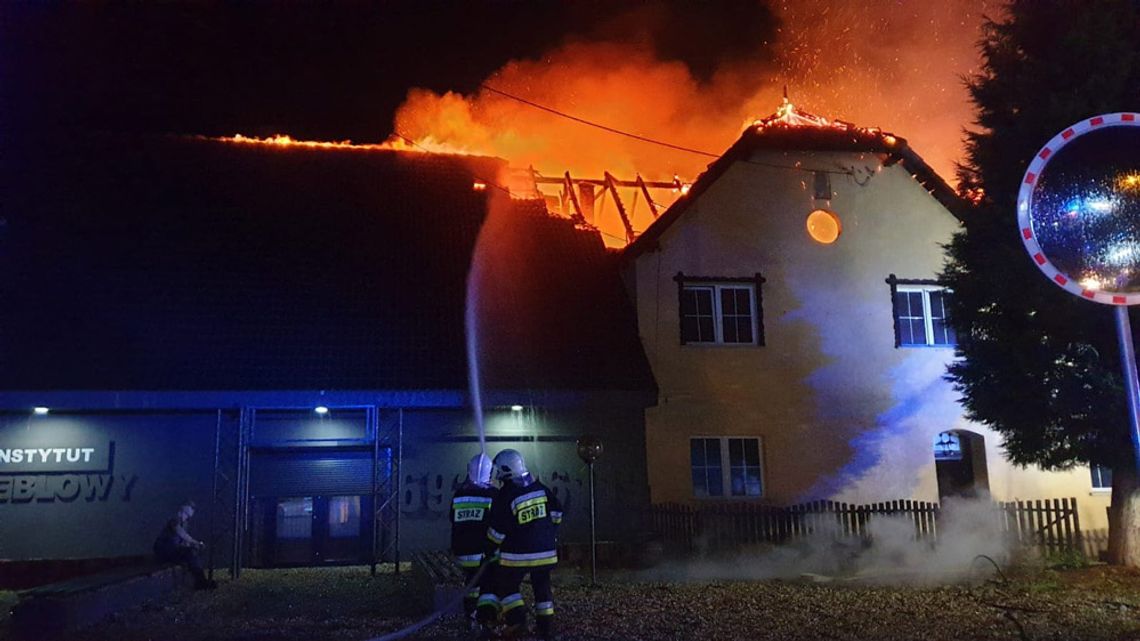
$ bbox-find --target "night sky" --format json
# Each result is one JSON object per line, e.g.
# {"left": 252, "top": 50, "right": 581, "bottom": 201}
{"left": 0, "top": 2, "right": 780, "bottom": 143}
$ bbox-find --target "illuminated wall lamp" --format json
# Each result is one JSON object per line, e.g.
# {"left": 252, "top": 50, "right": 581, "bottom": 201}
{"left": 510, "top": 405, "right": 524, "bottom": 412}
{"left": 314, "top": 406, "right": 329, "bottom": 415}
{"left": 33, "top": 407, "right": 49, "bottom": 415}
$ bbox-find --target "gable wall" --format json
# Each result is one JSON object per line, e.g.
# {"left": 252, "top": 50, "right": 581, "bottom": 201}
{"left": 629, "top": 149, "right": 1108, "bottom": 531}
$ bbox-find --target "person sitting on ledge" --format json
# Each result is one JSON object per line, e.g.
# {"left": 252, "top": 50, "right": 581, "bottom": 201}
{"left": 153, "top": 501, "right": 216, "bottom": 590}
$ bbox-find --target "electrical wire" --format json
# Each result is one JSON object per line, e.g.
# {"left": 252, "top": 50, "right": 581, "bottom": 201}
{"left": 480, "top": 84, "right": 721, "bottom": 159}
{"left": 479, "top": 83, "right": 856, "bottom": 176}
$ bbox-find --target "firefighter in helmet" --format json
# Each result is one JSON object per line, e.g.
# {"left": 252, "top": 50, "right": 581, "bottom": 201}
{"left": 476, "top": 449, "right": 562, "bottom": 640}
{"left": 450, "top": 452, "right": 497, "bottom": 625}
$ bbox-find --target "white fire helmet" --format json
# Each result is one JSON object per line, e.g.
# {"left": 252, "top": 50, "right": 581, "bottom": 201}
{"left": 467, "top": 452, "right": 493, "bottom": 487}
{"left": 492, "top": 449, "right": 529, "bottom": 484}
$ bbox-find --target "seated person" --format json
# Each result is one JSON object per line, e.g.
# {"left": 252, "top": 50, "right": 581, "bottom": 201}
{"left": 153, "top": 501, "right": 216, "bottom": 590}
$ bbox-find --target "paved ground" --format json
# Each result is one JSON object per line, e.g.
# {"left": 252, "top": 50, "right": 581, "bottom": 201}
{"left": 5, "top": 564, "right": 1140, "bottom": 640}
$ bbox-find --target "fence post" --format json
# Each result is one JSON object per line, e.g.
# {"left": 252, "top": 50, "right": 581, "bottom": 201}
{"left": 1052, "top": 497, "right": 1065, "bottom": 552}
{"left": 1071, "top": 497, "right": 1082, "bottom": 552}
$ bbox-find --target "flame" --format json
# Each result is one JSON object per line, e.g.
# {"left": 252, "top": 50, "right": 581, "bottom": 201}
{"left": 962, "top": 186, "right": 986, "bottom": 205}
{"left": 388, "top": 1, "right": 988, "bottom": 245}
{"left": 757, "top": 94, "right": 841, "bottom": 129}
{"left": 392, "top": 2, "right": 985, "bottom": 180}
{"left": 752, "top": 97, "right": 887, "bottom": 135}
{"left": 208, "top": 133, "right": 480, "bottom": 157}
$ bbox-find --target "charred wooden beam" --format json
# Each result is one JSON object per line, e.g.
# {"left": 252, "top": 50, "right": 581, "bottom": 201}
{"left": 604, "top": 171, "right": 636, "bottom": 244}
{"left": 562, "top": 171, "right": 588, "bottom": 225}
{"left": 636, "top": 174, "right": 659, "bottom": 219}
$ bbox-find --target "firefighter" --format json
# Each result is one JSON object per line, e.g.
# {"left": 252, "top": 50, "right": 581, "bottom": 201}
{"left": 478, "top": 449, "right": 562, "bottom": 640}
{"left": 451, "top": 452, "right": 497, "bottom": 626}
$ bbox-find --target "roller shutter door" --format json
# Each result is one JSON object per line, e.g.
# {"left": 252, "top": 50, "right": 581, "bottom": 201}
{"left": 249, "top": 450, "right": 373, "bottom": 497}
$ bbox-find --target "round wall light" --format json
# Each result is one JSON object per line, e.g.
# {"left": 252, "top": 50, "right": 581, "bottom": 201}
{"left": 806, "top": 209, "right": 842, "bottom": 244}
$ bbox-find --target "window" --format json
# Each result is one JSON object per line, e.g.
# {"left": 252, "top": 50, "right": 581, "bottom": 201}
{"left": 813, "top": 171, "right": 832, "bottom": 200}
{"left": 933, "top": 432, "right": 962, "bottom": 461}
{"left": 276, "top": 497, "right": 313, "bottom": 539}
{"left": 675, "top": 273, "right": 765, "bottom": 345}
{"left": 887, "top": 276, "right": 956, "bottom": 347}
{"left": 327, "top": 496, "right": 361, "bottom": 538}
{"left": 1090, "top": 464, "right": 1113, "bottom": 490}
{"left": 690, "top": 437, "right": 763, "bottom": 498}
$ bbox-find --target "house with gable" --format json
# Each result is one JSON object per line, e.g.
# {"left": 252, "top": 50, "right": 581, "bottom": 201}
{"left": 621, "top": 100, "right": 1111, "bottom": 532}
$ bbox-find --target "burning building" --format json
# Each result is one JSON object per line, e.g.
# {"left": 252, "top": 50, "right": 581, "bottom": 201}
{"left": 621, "top": 100, "right": 1111, "bottom": 534}
{"left": 0, "top": 133, "right": 654, "bottom": 581}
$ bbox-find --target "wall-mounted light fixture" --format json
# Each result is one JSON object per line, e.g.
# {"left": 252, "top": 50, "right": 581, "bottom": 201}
{"left": 33, "top": 407, "right": 49, "bottom": 415}
{"left": 510, "top": 405, "right": 524, "bottom": 412}
{"left": 314, "top": 406, "right": 329, "bottom": 415}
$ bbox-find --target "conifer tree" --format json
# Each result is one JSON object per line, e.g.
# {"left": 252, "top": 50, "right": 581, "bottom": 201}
{"left": 941, "top": 0, "right": 1140, "bottom": 565}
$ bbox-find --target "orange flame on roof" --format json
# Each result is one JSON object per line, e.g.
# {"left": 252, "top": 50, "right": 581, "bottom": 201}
{"left": 208, "top": 133, "right": 482, "bottom": 157}
{"left": 392, "top": 0, "right": 987, "bottom": 187}
{"left": 752, "top": 96, "right": 903, "bottom": 145}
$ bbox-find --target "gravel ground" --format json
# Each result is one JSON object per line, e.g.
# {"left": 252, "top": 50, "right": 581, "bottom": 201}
{"left": 6, "top": 564, "right": 1140, "bottom": 641}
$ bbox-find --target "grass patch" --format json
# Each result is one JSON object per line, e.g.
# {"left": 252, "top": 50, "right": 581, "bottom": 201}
{"left": 1044, "top": 548, "right": 1091, "bottom": 570}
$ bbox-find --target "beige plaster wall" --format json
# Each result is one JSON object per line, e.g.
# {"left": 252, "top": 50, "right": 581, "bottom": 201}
{"left": 630, "top": 149, "right": 1109, "bottom": 531}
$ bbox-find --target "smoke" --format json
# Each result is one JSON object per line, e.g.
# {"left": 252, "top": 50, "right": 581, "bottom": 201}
{"left": 393, "top": 0, "right": 992, "bottom": 187}
{"left": 394, "top": 41, "right": 754, "bottom": 181}
{"left": 768, "top": 0, "right": 994, "bottom": 187}
{"left": 641, "top": 498, "right": 1016, "bottom": 586}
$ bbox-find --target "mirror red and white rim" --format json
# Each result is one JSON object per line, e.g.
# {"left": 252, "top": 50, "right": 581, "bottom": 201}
{"left": 1017, "top": 112, "right": 1140, "bottom": 305}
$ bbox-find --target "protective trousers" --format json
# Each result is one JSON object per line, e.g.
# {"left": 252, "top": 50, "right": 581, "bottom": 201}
{"left": 496, "top": 565, "right": 554, "bottom": 636}
{"left": 461, "top": 565, "right": 482, "bottom": 618}
{"left": 474, "top": 560, "right": 501, "bottom": 624}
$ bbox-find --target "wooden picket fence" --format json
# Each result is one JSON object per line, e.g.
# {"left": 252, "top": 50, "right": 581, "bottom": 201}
{"left": 648, "top": 497, "right": 1082, "bottom": 555}
{"left": 995, "top": 498, "right": 1082, "bottom": 556}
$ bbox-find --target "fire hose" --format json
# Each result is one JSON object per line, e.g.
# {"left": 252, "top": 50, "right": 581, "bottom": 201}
{"left": 364, "top": 560, "right": 491, "bottom": 641}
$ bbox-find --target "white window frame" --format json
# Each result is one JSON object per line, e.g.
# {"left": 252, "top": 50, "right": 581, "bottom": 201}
{"left": 680, "top": 283, "right": 758, "bottom": 346}
{"left": 1090, "top": 464, "right": 1113, "bottom": 492}
{"left": 689, "top": 436, "right": 764, "bottom": 499}
{"left": 894, "top": 284, "right": 956, "bottom": 347}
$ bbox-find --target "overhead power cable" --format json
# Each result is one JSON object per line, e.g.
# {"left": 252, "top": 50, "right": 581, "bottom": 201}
{"left": 479, "top": 84, "right": 855, "bottom": 176}
{"left": 481, "top": 84, "right": 721, "bottom": 159}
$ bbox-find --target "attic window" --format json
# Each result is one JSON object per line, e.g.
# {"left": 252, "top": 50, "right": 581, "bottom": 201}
{"left": 806, "top": 209, "right": 841, "bottom": 244}
{"left": 813, "top": 171, "right": 832, "bottom": 200}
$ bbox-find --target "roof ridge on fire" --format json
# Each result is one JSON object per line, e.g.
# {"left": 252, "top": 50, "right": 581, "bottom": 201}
{"left": 623, "top": 99, "right": 966, "bottom": 259}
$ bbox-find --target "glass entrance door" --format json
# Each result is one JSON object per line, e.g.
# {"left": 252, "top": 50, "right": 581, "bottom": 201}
{"left": 274, "top": 497, "right": 315, "bottom": 565}
{"left": 250, "top": 495, "right": 370, "bottom": 567}
{"left": 322, "top": 496, "right": 363, "bottom": 563}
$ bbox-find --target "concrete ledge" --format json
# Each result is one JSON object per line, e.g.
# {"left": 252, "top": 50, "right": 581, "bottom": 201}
{"left": 0, "top": 555, "right": 151, "bottom": 590}
{"left": 10, "top": 563, "right": 191, "bottom": 639}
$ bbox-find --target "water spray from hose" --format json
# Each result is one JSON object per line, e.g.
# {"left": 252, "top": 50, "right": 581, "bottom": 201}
{"left": 465, "top": 277, "right": 487, "bottom": 458}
